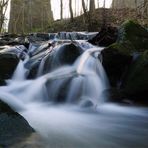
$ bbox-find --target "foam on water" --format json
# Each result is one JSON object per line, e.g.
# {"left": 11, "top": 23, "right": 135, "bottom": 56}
{"left": 0, "top": 41, "right": 148, "bottom": 147}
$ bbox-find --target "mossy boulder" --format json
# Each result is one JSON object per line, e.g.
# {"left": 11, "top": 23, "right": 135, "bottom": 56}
{"left": 102, "top": 43, "right": 132, "bottom": 87}
{"left": 0, "top": 53, "right": 19, "bottom": 85}
{"left": 124, "top": 50, "right": 148, "bottom": 103}
{"left": 102, "top": 20, "right": 148, "bottom": 88}
{"left": 118, "top": 20, "right": 148, "bottom": 52}
{"left": 102, "top": 20, "right": 148, "bottom": 104}
{"left": 0, "top": 100, "right": 34, "bottom": 147}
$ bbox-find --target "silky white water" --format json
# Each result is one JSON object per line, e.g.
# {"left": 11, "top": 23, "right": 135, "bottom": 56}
{"left": 0, "top": 42, "right": 148, "bottom": 147}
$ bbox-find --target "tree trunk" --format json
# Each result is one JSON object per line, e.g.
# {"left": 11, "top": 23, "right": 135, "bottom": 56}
{"left": 0, "top": 0, "right": 9, "bottom": 33}
{"left": 143, "top": 0, "right": 148, "bottom": 17}
{"left": 89, "top": 0, "right": 95, "bottom": 13}
{"left": 87, "top": 0, "right": 96, "bottom": 31}
{"left": 69, "top": 0, "right": 73, "bottom": 21}
{"left": 102, "top": 0, "right": 107, "bottom": 26}
{"left": 60, "top": 0, "right": 63, "bottom": 20}
{"left": 98, "top": 0, "right": 100, "bottom": 8}
{"left": 82, "top": 0, "right": 87, "bottom": 15}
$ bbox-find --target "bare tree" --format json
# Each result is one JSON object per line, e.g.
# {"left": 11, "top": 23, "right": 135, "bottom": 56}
{"left": 0, "top": 0, "right": 9, "bottom": 32}
{"left": 87, "top": 0, "right": 96, "bottom": 31}
{"left": 82, "top": 0, "right": 87, "bottom": 15}
{"left": 89, "top": 0, "right": 95, "bottom": 13}
{"left": 97, "top": 0, "right": 100, "bottom": 8}
{"left": 143, "top": 0, "right": 148, "bottom": 17}
{"left": 60, "top": 0, "right": 63, "bottom": 20}
{"left": 102, "top": 0, "right": 107, "bottom": 26}
{"left": 29, "top": 0, "right": 33, "bottom": 32}
{"left": 69, "top": 0, "right": 73, "bottom": 21}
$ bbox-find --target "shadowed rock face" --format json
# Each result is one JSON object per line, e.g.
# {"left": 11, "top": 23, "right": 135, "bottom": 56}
{"left": 0, "top": 53, "right": 19, "bottom": 85}
{"left": 0, "top": 100, "right": 34, "bottom": 147}
{"left": 102, "top": 20, "right": 148, "bottom": 104}
{"left": 8, "top": 0, "right": 53, "bottom": 34}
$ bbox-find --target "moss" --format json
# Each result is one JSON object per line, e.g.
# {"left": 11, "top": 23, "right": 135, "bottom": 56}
{"left": 118, "top": 20, "right": 148, "bottom": 51}
{"left": 108, "top": 42, "right": 134, "bottom": 55}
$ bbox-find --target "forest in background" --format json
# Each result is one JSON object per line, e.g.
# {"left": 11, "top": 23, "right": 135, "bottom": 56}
{"left": 0, "top": 0, "right": 148, "bottom": 34}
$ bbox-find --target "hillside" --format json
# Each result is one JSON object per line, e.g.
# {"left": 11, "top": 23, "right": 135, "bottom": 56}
{"left": 48, "top": 8, "right": 148, "bottom": 32}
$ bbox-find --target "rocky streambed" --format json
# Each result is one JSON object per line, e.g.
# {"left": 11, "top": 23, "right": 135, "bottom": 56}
{"left": 0, "top": 20, "right": 148, "bottom": 147}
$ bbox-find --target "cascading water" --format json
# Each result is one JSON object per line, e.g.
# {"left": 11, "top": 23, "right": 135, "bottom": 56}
{"left": 67, "top": 48, "right": 109, "bottom": 105}
{"left": 0, "top": 44, "right": 108, "bottom": 106}
{"left": 11, "top": 56, "right": 29, "bottom": 81}
{"left": 0, "top": 39, "right": 148, "bottom": 148}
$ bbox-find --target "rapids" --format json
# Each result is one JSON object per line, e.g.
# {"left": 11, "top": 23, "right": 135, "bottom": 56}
{"left": 0, "top": 38, "right": 148, "bottom": 147}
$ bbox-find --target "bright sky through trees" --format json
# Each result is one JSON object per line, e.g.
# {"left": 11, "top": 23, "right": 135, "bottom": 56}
{"left": 6, "top": 0, "right": 112, "bottom": 27}
{"left": 51, "top": 0, "right": 112, "bottom": 20}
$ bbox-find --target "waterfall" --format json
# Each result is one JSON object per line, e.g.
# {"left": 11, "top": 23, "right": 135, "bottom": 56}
{"left": 0, "top": 42, "right": 109, "bottom": 111}
{"left": 36, "top": 54, "right": 49, "bottom": 77}
{"left": 11, "top": 60, "right": 27, "bottom": 81}
{"left": 67, "top": 48, "right": 109, "bottom": 105}
{"left": 0, "top": 40, "right": 148, "bottom": 148}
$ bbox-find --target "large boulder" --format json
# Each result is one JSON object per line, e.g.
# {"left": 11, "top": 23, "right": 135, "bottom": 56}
{"left": 102, "top": 43, "right": 132, "bottom": 87}
{"left": 102, "top": 20, "right": 148, "bottom": 104}
{"left": 0, "top": 53, "right": 19, "bottom": 85}
{"left": 123, "top": 51, "right": 148, "bottom": 103}
{"left": 102, "top": 20, "right": 148, "bottom": 87}
{"left": 0, "top": 100, "right": 34, "bottom": 147}
{"left": 118, "top": 20, "right": 148, "bottom": 52}
{"left": 88, "top": 26, "right": 118, "bottom": 47}
{"left": 50, "top": 43, "right": 83, "bottom": 70}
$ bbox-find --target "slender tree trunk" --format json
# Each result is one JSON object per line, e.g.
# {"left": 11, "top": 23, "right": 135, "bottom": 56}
{"left": 97, "top": 0, "right": 100, "bottom": 8}
{"left": 89, "top": 0, "right": 95, "bottom": 13}
{"left": 29, "top": 0, "right": 32, "bottom": 32}
{"left": 69, "top": 0, "right": 73, "bottom": 21}
{"left": 143, "top": 0, "right": 148, "bottom": 17}
{"left": 82, "top": 0, "right": 88, "bottom": 25}
{"left": 87, "top": 0, "right": 95, "bottom": 31}
{"left": 0, "top": 0, "right": 9, "bottom": 33}
{"left": 102, "top": 0, "right": 107, "bottom": 26}
{"left": 74, "top": 0, "right": 76, "bottom": 16}
{"left": 0, "top": 5, "right": 3, "bottom": 32}
{"left": 60, "top": 0, "right": 63, "bottom": 20}
{"left": 82, "top": 0, "right": 87, "bottom": 15}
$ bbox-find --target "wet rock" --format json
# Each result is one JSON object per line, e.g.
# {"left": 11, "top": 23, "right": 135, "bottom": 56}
{"left": 88, "top": 26, "right": 118, "bottom": 47}
{"left": 109, "top": 88, "right": 127, "bottom": 103}
{"left": 123, "top": 50, "right": 148, "bottom": 104}
{"left": 0, "top": 53, "right": 19, "bottom": 85}
{"left": 28, "top": 33, "right": 50, "bottom": 42}
{"left": 0, "top": 34, "right": 29, "bottom": 47}
{"left": 102, "top": 21, "right": 148, "bottom": 104}
{"left": 27, "top": 62, "right": 40, "bottom": 79}
{"left": 102, "top": 43, "right": 132, "bottom": 87}
{"left": 0, "top": 40, "right": 8, "bottom": 46}
{"left": 80, "top": 99, "right": 94, "bottom": 108}
{"left": 52, "top": 43, "right": 83, "bottom": 69}
{"left": 0, "top": 100, "right": 34, "bottom": 147}
{"left": 27, "top": 47, "right": 52, "bottom": 79}
{"left": 36, "top": 33, "right": 50, "bottom": 41}
{"left": 0, "top": 78, "right": 6, "bottom": 86}
{"left": 102, "top": 20, "right": 148, "bottom": 87}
